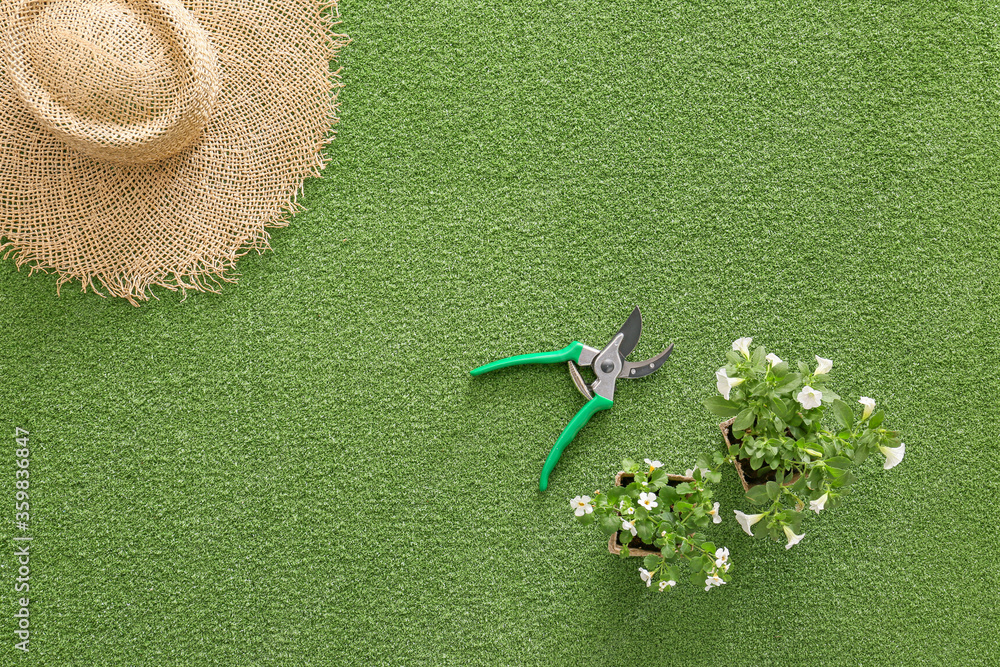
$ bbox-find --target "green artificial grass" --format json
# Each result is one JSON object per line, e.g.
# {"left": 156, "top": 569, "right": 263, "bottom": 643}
{"left": 2, "top": 0, "right": 999, "bottom": 664}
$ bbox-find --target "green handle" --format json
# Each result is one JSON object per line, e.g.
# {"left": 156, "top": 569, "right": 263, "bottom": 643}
{"left": 469, "top": 341, "right": 585, "bottom": 376}
{"left": 539, "top": 394, "right": 614, "bottom": 491}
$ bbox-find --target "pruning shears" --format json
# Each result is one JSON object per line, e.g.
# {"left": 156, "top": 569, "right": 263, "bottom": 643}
{"left": 470, "top": 307, "right": 673, "bottom": 491}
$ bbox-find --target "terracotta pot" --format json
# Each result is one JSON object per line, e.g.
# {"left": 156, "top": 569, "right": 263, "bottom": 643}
{"left": 719, "top": 416, "right": 800, "bottom": 493}
{"left": 606, "top": 470, "right": 694, "bottom": 557}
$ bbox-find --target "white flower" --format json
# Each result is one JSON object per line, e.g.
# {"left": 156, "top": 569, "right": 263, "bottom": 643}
{"left": 704, "top": 572, "right": 726, "bottom": 591}
{"left": 708, "top": 501, "right": 722, "bottom": 524}
{"left": 732, "top": 337, "right": 753, "bottom": 358}
{"left": 809, "top": 493, "right": 828, "bottom": 514}
{"left": 796, "top": 385, "right": 823, "bottom": 410}
{"left": 714, "top": 547, "right": 730, "bottom": 569}
{"left": 638, "top": 492, "right": 658, "bottom": 510}
{"left": 734, "top": 509, "right": 766, "bottom": 536}
{"left": 660, "top": 530, "right": 667, "bottom": 537}
{"left": 858, "top": 397, "right": 876, "bottom": 421}
{"left": 570, "top": 495, "right": 593, "bottom": 517}
{"left": 626, "top": 507, "right": 635, "bottom": 515}
{"left": 659, "top": 579, "right": 675, "bottom": 591}
{"left": 783, "top": 525, "right": 806, "bottom": 549}
{"left": 685, "top": 467, "right": 711, "bottom": 479}
{"left": 639, "top": 568, "right": 653, "bottom": 587}
{"left": 879, "top": 442, "right": 905, "bottom": 470}
{"left": 621, "top": 520, "right": 637, "bottom": 536}
{"left": 644, "top": 458, "right": 663, "bottom": 472}
{"left": 814, "top": 356, "right": 833, "bottom": 375}
{"left": 715, "top": 367, "right": 745, "bottom": 400}
{"left": 766, "top": 353, "right": 783, "bottom": 366}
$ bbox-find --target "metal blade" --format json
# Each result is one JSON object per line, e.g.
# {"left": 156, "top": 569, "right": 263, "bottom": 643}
{"left": 618, "top": 343, "right": 673, "bottom": 379}
{"left": 567, "top": 361, "right": 594, "bottom": 400}
{"left": 613, "top": 306, "right": 643, "bottom": 361}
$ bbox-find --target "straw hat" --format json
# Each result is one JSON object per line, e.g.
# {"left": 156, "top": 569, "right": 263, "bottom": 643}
{"left": 1, "top": 0, "right": 348, "bottom": 304}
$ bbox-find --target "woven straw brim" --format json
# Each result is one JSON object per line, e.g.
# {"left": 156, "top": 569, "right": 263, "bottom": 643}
{"left": 1, "top": 0, "right": 348, "bottom": 305}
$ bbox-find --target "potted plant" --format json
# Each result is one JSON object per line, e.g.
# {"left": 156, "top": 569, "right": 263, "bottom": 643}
{"left": 571, "top": 459, "right": 732, "bottom": 592}
{"left": 703, "top": 337, "right": 906, "bottom": 548}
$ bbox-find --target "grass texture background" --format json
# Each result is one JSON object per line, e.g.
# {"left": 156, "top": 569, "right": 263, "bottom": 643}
{"left": 2, "top": 0, "right": 999, "bottom": 664}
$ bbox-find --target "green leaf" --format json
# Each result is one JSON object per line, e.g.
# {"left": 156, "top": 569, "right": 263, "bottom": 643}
{"left": 746, "top": 484, "right": 770, "bottom": 505}
{"left": 733, "top": 408, "right": 755, "bottom": 431}
{"left": 774, "top": 373, "right": 802, "bottom": 392}
{"left": 702, "top": 542, "right": 716, "bottom": 554}
{"left": 674, "top": 483, "right": 693, "bottom": 495}
{"left": 643, "top": 554, "right": 661, "bottom": 571}
{"left": 868, "top": 411, "right": 885, "bottom": 429}
{"left": 659, "top": 486, "right": 679, "bottom": 504}
{"left": 831, "top": 471, "right": 857, "bottom": 489}
{"left": 599, "top": 515, "right": 620, "bottom": 536}
{"left": 776, "top": 509, "right": 801, "bottom": 527}
{"left": 771, "top": 361, "right": 789, "bottom": 377}
{"left": 765, "top": 481, "right": 780, "bottom": 500}
{"left": 768, "top": 397, "right": 794, "bottom": 421}
{"left": 825, "top": 456, "right": 853, "bottom": 470}
{"left": 637, "top": 521, "right": 654, "bottom": 544}
{"left": 751, "top": 345, "right": 766, "bottom": 367}
{"left": 688, "top": 555, "right": 705, "bottom": 573}
{"left": 607, "top": 486, "right": 625, "bottom": 504}
{"left": 806, "top": 465, "right": 825, "bottom": 490}
{"left": 832, "top": 399, "right": 854, "bottom": 429}
{"left": 703, "top": 396, "right": 740, "bottom": 418}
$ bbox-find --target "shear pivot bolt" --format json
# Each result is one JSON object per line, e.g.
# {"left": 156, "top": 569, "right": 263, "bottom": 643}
{"left": 601, "top": 360, "right": 615, "bottom": 373}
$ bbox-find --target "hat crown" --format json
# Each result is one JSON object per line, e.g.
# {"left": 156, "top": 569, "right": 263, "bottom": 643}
{"left": 6, "top": 0, "right": 220, "bottom": 163}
